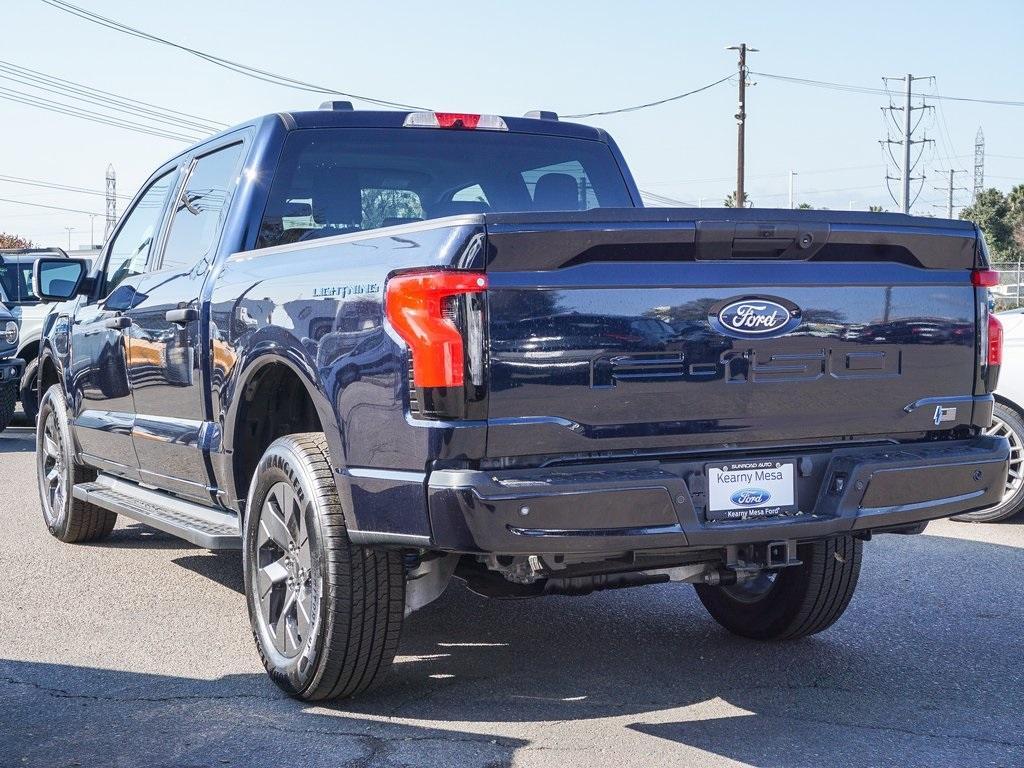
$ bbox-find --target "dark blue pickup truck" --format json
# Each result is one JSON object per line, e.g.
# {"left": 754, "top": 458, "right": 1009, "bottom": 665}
{"left": 32, "top": 105, "right": 1009, "bottom": 701}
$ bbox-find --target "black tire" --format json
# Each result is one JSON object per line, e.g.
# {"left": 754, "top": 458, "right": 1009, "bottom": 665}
{"left": 36, "top": 385, "right": 117, "bottom": 543}
{"left": 19, "top": 357, "right": 39, "bottom": 424}
{"left": 0, "top": 382, "right": 15, "bottom": 433}
{"left": 694, "top": 535, "right": 862, "bottom": 641}
{"left": 951, "top": 400, "right": 1024, "bottom": 523}
{"left": 242, "top": 433, "right": 404, "bottom": 701}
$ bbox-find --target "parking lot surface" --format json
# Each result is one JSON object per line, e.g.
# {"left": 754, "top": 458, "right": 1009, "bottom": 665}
{"left": 1, "top": 419, "right": 1022, "bottom": 768}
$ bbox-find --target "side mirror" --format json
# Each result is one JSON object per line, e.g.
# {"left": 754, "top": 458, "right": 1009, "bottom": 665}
{"left": 33, "top": 258, "right": 88, "bottom": 302}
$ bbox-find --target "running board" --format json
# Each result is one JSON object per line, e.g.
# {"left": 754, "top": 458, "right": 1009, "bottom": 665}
{"left": 72, "top": 475, "right": 241, "bottom": 549}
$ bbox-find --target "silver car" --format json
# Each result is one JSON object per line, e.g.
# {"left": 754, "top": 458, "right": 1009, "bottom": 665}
{"left": 955, "top": 308, "right": 1024, "bottom": 522}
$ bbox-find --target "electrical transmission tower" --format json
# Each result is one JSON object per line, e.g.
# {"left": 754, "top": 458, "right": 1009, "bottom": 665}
{"left": 880, "top": 74, "right": 934, "bottom": 214}
{"left": 104, "top": 164, "right": 117, "bottom": 240}
{"left": 932, "top": 169, "right": 968, "bottom": 219}
{"left": 973, "top": 127, "right": 985, "bottom": 202}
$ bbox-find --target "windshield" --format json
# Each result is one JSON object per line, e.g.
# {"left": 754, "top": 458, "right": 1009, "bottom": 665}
{"left": 256, "top": 127, "right": 634, "bottom": 249}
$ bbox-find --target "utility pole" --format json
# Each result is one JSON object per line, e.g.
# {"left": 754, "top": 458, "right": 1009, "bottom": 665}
{"left": 727, "top": 43, "right": 757, "bottom": 208}
{"left": 880, "top": 74, "right": 933, "bottom": 214}
{"left": 932, "top": 169, "right": 968, "bottom": 219}
{"left": 788, "top": 171, "right": 797, "bottom": 209}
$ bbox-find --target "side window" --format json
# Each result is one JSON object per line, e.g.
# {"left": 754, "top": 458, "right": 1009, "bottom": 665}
{"left": 160, "top": 142, "right": 245, "bottom": 271}
{"left": 103, "top": 171, "right": 175, "bottom": 297}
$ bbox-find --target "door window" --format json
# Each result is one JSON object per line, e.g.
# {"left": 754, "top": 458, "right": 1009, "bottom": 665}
{"left": 103, "top": 171, "right": 175, "bottom": 297}
{"left": 160, "top": 142, "right": 245, "bottom": 271}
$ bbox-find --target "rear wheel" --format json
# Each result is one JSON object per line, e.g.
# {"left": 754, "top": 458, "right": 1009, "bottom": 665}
{"left": 243, "top": 433, "right": 404, "bottom": 701}
{"left": 36, "top": 385, "right": 117, "bottom": 543}
{"left": 951, "top": 401, "right": 1024, "bottom": 523}
{"left": 694, "top": 536, "right": 862, "bottom": 640}
{"left": 0, "top": 382, "right": 15, "bottom": 433}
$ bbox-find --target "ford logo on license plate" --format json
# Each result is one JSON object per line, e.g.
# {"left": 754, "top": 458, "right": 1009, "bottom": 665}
{"left": 731, "top": 488, "right": 772, "bottom": 506}
{"left": 709, "top": 295, "right": 801, "bottom": 339}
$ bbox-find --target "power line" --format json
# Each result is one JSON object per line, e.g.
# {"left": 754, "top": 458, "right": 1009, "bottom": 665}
{"left": 0, "top": 86, "right": 202, "bottom": 142}
{"left": 0, "top": 172, "right": 131, "bottom": 200}
{"left": 638, "top": 189, "right": 697, "bottom": 206}
{"left": 0, "top": 59, "right": 226, "bottom": 133}
{"left": 39, "top": 0, "right": 427, "bottom": 111}
{"left": 642, "top": 163, "right": 885, "bottom": 187}
{"left": 753, "top": 71, "right": 1024, "bottom": 107}
{"left": 563, "top": 73, "right": 733, "bottom": 118}
{"left": 0, "top": 196, "right": 101, "bottom": 216}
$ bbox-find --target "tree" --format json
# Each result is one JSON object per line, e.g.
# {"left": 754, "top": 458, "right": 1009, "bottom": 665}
{"left": 0, "top": 233, "right": 32, "bottom": 249}
{"left": 960, "top": 187, "right": 1021, "bottom": 266}
{"left": 723, "top": 192, "right": 752, "bottom": 208}
{"left": 796, "top": 202, "right": 814, "bottom": 210}
{"left": 868, "top": 205, "right": 886, "bottom": 213}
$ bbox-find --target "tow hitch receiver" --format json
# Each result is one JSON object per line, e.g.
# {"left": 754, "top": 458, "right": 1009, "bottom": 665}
{"left": 726, "top": 540, "right": 801, "bottom": 573}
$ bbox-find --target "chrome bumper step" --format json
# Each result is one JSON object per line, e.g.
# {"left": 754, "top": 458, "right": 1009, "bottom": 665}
{"left": 72, "top": 475, "right": 241, "bottom": 550}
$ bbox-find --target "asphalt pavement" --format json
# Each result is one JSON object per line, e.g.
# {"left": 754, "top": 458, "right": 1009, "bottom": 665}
{"left": 1, "top": 417, "right": 1022, "bottom": 768}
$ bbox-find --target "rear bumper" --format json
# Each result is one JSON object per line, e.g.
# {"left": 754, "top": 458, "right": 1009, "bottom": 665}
{"left": 0, "top": 358, "right": 25, "bottom": 385}
{"left": 426, "top": 435, "right": 1009, "bottom": 554}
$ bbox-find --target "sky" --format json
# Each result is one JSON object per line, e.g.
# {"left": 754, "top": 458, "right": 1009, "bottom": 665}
{"left": 2, "top": 0, "right": 1022, "bottom": 249}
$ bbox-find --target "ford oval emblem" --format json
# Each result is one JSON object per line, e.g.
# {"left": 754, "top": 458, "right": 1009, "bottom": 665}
{"left": 709, "top": 295, "right": 801, "bottom": 339}
{"left": 731, "top": 488, "right": 771, "bottom": 506}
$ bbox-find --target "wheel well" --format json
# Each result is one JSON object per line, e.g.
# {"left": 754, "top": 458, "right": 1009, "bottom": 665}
{"left": 994, "top": 394, "right": 1022, "bottom": 415}
{"left": 233, "top": 362, "right": 323, "bottom": 511}
{"left": 39, "top": 355, "right": 60, "bottom": 395}
{"left": 18, "top": 339, "right": 39, "bottom": 364}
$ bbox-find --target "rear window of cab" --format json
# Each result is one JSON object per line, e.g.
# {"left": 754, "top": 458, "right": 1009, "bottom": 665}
{"left": 256, "top": 128, "right": 634, "bottom": 250}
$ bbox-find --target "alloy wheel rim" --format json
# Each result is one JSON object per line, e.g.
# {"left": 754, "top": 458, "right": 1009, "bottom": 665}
{"left": 987, "top": 414, "right": 1024, "bottom": 500}
{"left": 39, "top": 410, "right": 66, "bottom": 527}
{"left": 253, "top": 481, "right": 321, "bottom": 661}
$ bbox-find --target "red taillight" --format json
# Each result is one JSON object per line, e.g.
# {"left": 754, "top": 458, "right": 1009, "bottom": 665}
{"left": 385, "top": 270, "right": 487, "bottom": 388}
{"left": 972, "top": 269, "right": 1000, "bottom": 287}
{"left": 988, "top": 313, "right": 1003, "bottom": 366}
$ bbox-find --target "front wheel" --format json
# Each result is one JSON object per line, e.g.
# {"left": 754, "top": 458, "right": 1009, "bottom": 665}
{"left": 242, "top": 433, "right": 405, "bottom": 701}
{"left": 36, "top": 385, "right": 117, "bottom": 543}
{"left": 694, "top": 535, "right": 862, "bottom": 641}
{"left": 951, "top": 401, "right": 1024, "bottom": 523}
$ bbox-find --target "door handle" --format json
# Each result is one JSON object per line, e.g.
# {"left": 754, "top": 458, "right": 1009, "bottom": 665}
{"left": 166, "top": 307, "right": 198, "bottom": 325}
{"left": 104, "top": 316, "right": 132, "bottom": 330}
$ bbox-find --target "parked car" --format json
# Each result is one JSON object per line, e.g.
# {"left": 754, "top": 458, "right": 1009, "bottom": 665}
{"left": 0, "top": 301, "right": 23, "bottom": 431}
{"left": 33, "top": 105, "right": 1009, "bottom": 701}
{"left": 0, "top": 248, "right": 96, "bottom": 422}
{"left": 953, "top": 307, "right": 1024, "bottom": 522}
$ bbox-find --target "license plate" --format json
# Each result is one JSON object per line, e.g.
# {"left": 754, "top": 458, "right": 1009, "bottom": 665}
{"left": 705, "top": 459, "right": 798, "bottom": 521}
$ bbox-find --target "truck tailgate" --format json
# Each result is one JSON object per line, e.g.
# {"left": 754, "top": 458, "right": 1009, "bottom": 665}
{"left": 483, "top": 210, "right": 982, "bottom": 458}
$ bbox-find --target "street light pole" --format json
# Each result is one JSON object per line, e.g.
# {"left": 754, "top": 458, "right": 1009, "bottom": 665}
{"left": 788, "top": 170, "right": 797, "bottom": 209}
{"left": 64, "top": 227, "right": 74, "bottom": 250}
